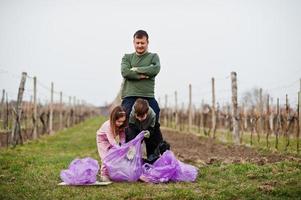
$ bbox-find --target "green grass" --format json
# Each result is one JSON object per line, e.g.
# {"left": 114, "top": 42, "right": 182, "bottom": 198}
{"left": 0, "top": 117, "right": 301, "bottom": 200}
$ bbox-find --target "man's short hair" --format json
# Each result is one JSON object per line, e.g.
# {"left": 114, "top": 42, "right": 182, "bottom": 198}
{"left": 134, "top": 98, "right": 149, "bottom": 117}
{"left": 133, "top": 30, "right": 149, "bottom": 40}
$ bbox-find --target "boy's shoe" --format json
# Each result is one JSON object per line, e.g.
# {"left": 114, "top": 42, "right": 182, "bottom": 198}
{"left": 157, "top": 140, "right": 170, "bottom": 154}
{"left": 143, "top": 153, "right": 160, "bottom": 164}
{"left": 143, "top": 140, "right": 171, "bottom": 164}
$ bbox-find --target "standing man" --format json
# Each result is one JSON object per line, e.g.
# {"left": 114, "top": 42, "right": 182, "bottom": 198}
{"left": 120, "top": 30, "right": 162, "bottom": 143}
{"left": 121, "top": 30, "right": 161, "bottom": 123}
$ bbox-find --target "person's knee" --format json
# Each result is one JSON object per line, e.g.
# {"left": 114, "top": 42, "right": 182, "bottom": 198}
{"left": 148, "top": 99, "right": 160, "bottom": 113}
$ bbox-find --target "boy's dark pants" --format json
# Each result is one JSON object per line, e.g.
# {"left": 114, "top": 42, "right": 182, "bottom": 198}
{"left": 121, "top": 96, "right": 160, "bottom": 123}
{"left": 125, "top": 123, "right": 163, "bottom": 157}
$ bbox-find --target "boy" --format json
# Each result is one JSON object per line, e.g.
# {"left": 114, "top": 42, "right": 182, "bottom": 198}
{"left": 126, "top": 98, "right": 163, "bottom": 158}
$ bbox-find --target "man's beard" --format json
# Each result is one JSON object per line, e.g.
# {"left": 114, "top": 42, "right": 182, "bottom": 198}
{"left": 136, "top": 48, "right": 147, "bottom": 55}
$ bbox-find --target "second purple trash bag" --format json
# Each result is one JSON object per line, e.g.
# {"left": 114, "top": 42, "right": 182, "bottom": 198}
{"left": 140, "top": 150, "right": 198, "bottom": 183}
{"left": 60, "top": 157, "right": 99, "bottom": 185}
{"left": 103, "top": 131, "right": 145, "bottom": 182}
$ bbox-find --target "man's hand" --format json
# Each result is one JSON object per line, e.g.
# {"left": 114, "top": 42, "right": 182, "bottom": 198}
{"left": 131, "top": 66, "right": 149, "bottom": 79}
{"left": 139, "top": 74, "right": 149, "bottom": 79}
{"left": 130, "top": 67, "right": 138, "bottom": 72}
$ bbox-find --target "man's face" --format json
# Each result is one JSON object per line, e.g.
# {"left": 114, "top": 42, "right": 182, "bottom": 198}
{"left": 133, "top": 36, "right": 148, "bottom": 55}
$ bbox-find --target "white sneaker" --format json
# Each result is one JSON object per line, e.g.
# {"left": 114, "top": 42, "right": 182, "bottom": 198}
{"left": 101, "top": 176, "right": 110, "bottom": 182}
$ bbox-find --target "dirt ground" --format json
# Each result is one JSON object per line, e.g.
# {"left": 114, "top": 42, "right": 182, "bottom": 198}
{"left": 162, "top": 128, "right": 301, "bottom": 166}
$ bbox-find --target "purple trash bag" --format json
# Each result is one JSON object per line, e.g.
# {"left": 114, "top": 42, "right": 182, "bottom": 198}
{"left": 60, "top": 157, "right": 99, "bottom": 185}
{"left": 140, "top": 150, "right": 198, "bottom": 183}
{"left": 171, "top": 159, "right": 198, "bottom": 182}
{"left": 140, "top": 150, "right": 178, "bottom": 183}
{"left": 103, "top": 131, "right": 145, "bottom": 182}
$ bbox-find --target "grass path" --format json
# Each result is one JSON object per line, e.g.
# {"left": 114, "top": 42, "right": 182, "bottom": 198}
{"left": 0, "top": 117, "right": 300, "bottom": 200}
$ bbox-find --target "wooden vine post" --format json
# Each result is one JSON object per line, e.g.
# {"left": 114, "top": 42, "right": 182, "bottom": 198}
{"left": 231, "top": 72, "right": 240, "bottom": 144}
{"left": 11, "top": 72, "right": 27, "bottom": 146}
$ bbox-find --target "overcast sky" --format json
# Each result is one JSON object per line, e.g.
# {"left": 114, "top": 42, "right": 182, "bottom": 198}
{"left": 0, "top": 0, "right": 300, "bottom": 107}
